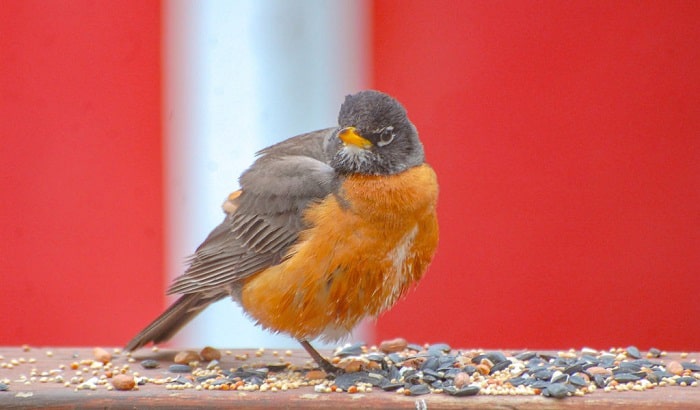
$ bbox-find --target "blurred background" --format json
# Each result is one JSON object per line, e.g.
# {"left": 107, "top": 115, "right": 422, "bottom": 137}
{"left": 1, "top": 0, "right": 698, "bottom": 351}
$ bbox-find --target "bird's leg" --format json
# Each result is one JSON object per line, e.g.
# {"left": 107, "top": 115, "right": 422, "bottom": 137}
{"left": 298, "top": 339, "right": 342, "bottom": 375}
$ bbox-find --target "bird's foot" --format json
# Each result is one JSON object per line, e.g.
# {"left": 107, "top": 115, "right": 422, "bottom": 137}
{"left": 298, "top": 339, "right": 343, "bottom": 377}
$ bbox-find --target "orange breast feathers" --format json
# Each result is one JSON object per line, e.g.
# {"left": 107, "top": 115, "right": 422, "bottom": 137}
{"left": 240, "top": 164, "right": 439, "bottom": 341}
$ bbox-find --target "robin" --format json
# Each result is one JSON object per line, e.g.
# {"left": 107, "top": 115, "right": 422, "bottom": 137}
{"left": 125, "top": 90, "right": 439, "bottom": 373}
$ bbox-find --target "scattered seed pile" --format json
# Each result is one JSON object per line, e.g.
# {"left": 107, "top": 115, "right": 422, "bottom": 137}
{"left": 0, "top": 341, "right": 697, "bottom": 400}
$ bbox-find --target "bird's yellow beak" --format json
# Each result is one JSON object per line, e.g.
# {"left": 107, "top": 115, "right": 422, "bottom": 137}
{"left": 338, "top": 127, "right": 373, "bottom": 149}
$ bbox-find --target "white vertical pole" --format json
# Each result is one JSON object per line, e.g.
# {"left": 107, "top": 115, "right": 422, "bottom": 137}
{"left": 163, "top": 0, "right": 369, "bottom": 348}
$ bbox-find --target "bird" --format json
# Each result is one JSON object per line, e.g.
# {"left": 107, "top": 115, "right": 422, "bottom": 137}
{"left": 125, "top": 90, "right": 439, "bottom": 373}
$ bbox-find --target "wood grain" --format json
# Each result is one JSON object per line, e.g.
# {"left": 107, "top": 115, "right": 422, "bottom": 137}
{"left": 0, "top": 347, "right": 698, "bottom": 409}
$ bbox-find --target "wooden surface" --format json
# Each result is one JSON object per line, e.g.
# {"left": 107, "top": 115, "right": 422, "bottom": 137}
{"left": 0, "top": 347, "right": 698, "bottom": 409}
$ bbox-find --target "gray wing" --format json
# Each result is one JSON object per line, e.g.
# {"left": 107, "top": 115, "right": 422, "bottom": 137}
{"left": 167, "top": 128, "right": 340, "bottom": 295}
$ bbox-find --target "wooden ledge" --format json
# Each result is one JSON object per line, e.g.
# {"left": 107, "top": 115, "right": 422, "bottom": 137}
{"left": 0, "top": 347, "right": 698, "bottom": 409}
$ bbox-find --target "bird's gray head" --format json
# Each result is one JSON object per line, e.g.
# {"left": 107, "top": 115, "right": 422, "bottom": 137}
{"left": 330, "top": 90, "right": 425, "bottom": 175}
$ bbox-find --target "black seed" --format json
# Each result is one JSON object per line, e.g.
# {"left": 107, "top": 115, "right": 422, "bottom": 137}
{"left": 563, "top": 363, "right": 584, "bottom": 375}
{"left": 407, "top": 344, "right": 424, "bottom": 352}
{"left": 485, "top": 351, "right": 507, "bottom": 364}
{"left": 525, "top": 357, "right": 547, "bottom": 369}
{"left": 552, "top": 357, "right": 575, "bottom": 368}
{"left": 445, "top": 385, "right": 480, "bottom": 397}
{"left": 633, "top": 371, "right": 648, "bottom": 379}
{"left": 334, "top": 372, "right": 371, "bottom": 390}
{"left": 265, "top": 363, "right": 288, "bottom": 372}
{"left": 530, "top": 380, "right": 551, "bottom": 389}
{"left": 438, "top": 354, "right": 457, "bottom": 367}
{"left": 677, "top": 376, "right": 697, "bottom": 385}
{"left": 336, "top": 342, "right": 364, "bottom": 357}
{"left": 431, "top": 380, "right": 444, "bottom": 389}
{"left": 366, "top": 353, "right": 385, "bottom": 362}
{"left": 539, "top": 353, "right": 558, "bottom": 362}
{"left": 388, "top": 353, "right": 404, "bottom": 364}
{"left": 251, "top": 369, "right": 269, "bottom": 379}
{"left": 404, "top": 371, "right": 422, "bottom": 384}
{"left": 462, "top": 365, "right": 478, "bottom": 375}
{"left": 683, "top": 362, "right": 700, "bottom": 372}
{"left": 534, "top": 369, "right": 554, "bottom": 381}
{"left": 211, "top": 379, "right": 231, "bottom": 386}
{"left": 471, "top": 354, "right": 487, "bottom": 364}
{"left": 626, "top": 346, "right": 641, "bottom": 359}
{"left": 421, "top": 357, "right": 440, "bottom": 371}
{"left": 581, "top": 354, "right": 600, "bottom": 363}
{"left": 422, "top": 375, "right": 437, "bottom": 383}
{"left": 647, "top": 360, "right": 665, "bottom": 369}
{"left": 515, "top": 351, "right": 538, "bottom": 361}
{"left": 388, "top": 365, "right": 401, "bottom": 381}
{"left": 632, "top": 359, "right": 654, "bottom": 367}
{"left": 380, "top": 382, "right": 404, "bottom": 391}
{"left": 247, "top": 376, "right": 264, "bottom": 386}
{"left": 614, "top": 373, "right": 641, "bottom": 383}
{"left": 581, "top": 360, "right": 598, "bottom": 369}
{"left": 593, "top": 374, "right": 606, "bottom": 388}
{"left": 598, "top": 354, "right": 616, "bottom": 367}
{"left": 653, "top": 370, "right": 674, "bottom": 379}
{"left": 509, "top": 376, "right": 527, "bottom": 386}
{"left": 171, "top": 375, "right": 190, "bottom": 385}
{"left": 519, "top": 378, "right": 535, "bottom": 386}
{"left": 422, "top": 369, "right": 442, "bottom": 379}
{"left": 228, "top": 368, "right": 268, "bottom": 380}
{"left": 443, "top": 368, "right": 462, "bottom": 379}
{"left": 648, "top": 348, "right": 661, "bottom": 358}
{"left": 409, "top": 384, "right": 431, "bottom": 395}
{"left": 619, "top": 361, "right": 642, "bottom": 372}
{"left": 168, "top": 364, "right": 191, "bottom": 373}
{"left": 365, "top": 372, "right": 386, "bottom": 387}
{"left": 552, "top": 373, "right": 568, "bottom": 384}
{"left": 140, "top": 359, "right": 159, "bottom": 369}
{"left": 544, "top": 382, "right": 569, "bottom": 399}
{"left": 427, "top": 343, "right": 451, "bottom": 355}
{"left": 0, "top": 383, "right": 9, "bottom": 391}
{"left": 569, "top": 375, "right": 588, "bottom": 387}
{"left": 196, "top": 374, "right": 219, "bottom": 383}
{"left": 490, "top": 359, "right": 512, "bottom": 374}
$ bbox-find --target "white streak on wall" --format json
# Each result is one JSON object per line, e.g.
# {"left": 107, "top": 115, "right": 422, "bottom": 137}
{"left": 163, "top": 0, "right": 369, "bottom": 348}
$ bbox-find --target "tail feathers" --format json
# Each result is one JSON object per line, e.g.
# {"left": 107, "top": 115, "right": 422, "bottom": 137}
{"left": 124, "top": 293, "right": 224, "bottom": 352}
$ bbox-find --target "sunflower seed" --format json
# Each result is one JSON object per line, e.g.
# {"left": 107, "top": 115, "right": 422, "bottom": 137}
{"left": 626, "top": 346, "right": 641, "bottom": 359}
{"left": 682, "top": 362, "right": 700, "bottom": 371}
{"left": 544, "top": 382, "right": 568, "bottom": 399}
{"left": 409, "top": 384, "right": 431, "bottom": 395}
{"left": 445, "top": 385, "right": 480, "bottom": 396}
{"left": 427, "top": 343, "right": 451, "bottom": 355}
{"left": 677, "top": 376, "right": 697, "bottom": 385}
{"left": 490, "top": 359, "right": 512, "bottom": 374}
{"left": 614, "top": 373, "right": 641, "bottom": 383}
{"left": 168, "top": 364, "right": 191, "bottom": 373}
{"left": 140, "top": 359, "right": 159, "bottom": 369}
{"left": 336, "top": 342, "right": 364, "bottom": 357}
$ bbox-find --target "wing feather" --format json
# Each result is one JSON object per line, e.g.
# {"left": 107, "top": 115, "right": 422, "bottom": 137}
{"left": 167, "top": 128, "right": 340, "bottom": 295}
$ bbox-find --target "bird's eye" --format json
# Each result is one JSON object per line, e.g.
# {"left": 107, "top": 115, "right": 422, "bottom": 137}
{"left": 377, "top": 126, "right": 395, "bottom": 147}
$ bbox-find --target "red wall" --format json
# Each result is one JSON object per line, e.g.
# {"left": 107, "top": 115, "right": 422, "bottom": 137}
{"left": 1, "top": 1, "right": 698, "bottom": 351}
{"left": 372, "top": 1, "right": 700, "bottom": 350}
{"left": 0, "top": 1, "right": 163, "bottom": 345}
